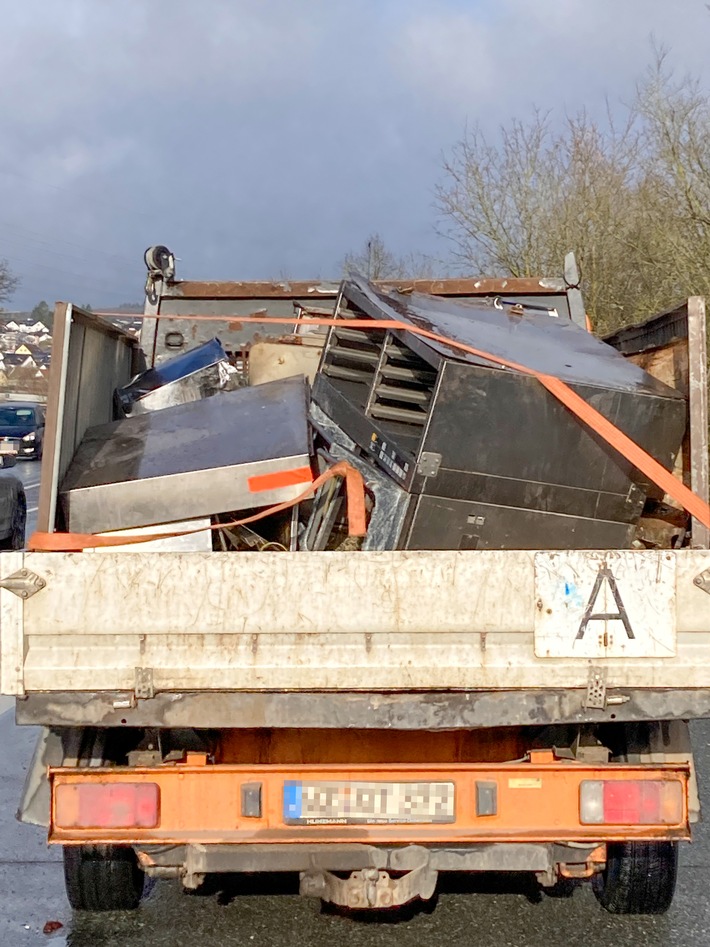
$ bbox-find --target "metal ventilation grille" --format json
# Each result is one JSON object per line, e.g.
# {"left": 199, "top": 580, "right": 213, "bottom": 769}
{"left": 366, "top": 334, "right": 437, "bottom": 428}
{"left": 322, "top": 326, "right": 386, "bottom": 409}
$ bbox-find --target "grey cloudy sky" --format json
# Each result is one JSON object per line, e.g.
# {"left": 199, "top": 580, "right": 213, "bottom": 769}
{"left": 1, "top": 0, "right": 709, "bottom": 309}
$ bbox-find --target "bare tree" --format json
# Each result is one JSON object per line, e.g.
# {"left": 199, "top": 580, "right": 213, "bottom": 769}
{"left": 0, "top": 259, "right": 18, "bottom": 307}
{"left": 630, "top": 50, "right": 710, "bottom": 311}
{"left": 436, "top": 50, "right": 710, "bottom": 333}
{"left": 343, "top": 233, "right": 442, "bottom": 281}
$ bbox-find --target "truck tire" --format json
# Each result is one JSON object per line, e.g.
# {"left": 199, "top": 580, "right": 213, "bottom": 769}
{"left": 63, "top": 844, "right": 144, "bottom": 911}
{"left": 592, "top": 841, "right": 677, "bottom": 914}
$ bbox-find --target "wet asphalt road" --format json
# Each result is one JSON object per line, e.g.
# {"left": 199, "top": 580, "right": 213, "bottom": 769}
{"left": 2, "top": 463, "right": 710, "bottom": 946}
{"left": 17, "top": 456, "right": 41, "bottom": 539}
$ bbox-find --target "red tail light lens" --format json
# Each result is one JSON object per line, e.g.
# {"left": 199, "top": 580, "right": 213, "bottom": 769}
{"left": 55, "top": 783, "right": 160, "bottom": 829}
{"left": 580, "top": 779, "right": 683, "bottom": 826}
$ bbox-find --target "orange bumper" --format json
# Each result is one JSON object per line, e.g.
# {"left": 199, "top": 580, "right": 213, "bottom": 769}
{"left": 49, "top": 753, "right": 690, "bottom": 846}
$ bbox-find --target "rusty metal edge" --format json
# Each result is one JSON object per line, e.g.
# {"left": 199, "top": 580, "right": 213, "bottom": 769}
{"left": 163, "top": 277, "right": 567, "bottom": 300}
{"left": 14, "top": 688, "right": 710, "bottom": 730}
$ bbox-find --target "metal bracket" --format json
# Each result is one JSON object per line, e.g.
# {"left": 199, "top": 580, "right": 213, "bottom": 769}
{"left": 134, "top": 667, "right": 155, "bottom": 700}
{"left": 694, "top": 569, "right": 710, "bottom": 594}
{"left": 417, "top": 452, "right": 442, "bottom": 478}
{"left": 0, "top": 569, "right": 46, "bottom": 600}
{"left": 584, "top": 667, "right": 607, "bottom": 710}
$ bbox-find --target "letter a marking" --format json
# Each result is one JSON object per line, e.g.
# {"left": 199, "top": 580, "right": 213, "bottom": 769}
{"left": 575, "top": 566, "right": 635, "bottom": 641}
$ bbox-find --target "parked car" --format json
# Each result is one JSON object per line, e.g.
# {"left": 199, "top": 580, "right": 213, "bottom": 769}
{"left": 0, "top": 453, "right": 26, "bottom": 549}
{"left": 0, "top": 402, "right": 45, "bottom": 460}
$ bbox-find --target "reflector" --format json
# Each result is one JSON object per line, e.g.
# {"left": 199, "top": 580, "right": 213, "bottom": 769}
{"left": 55, "top": 783, "right": 160, "bottom": 829}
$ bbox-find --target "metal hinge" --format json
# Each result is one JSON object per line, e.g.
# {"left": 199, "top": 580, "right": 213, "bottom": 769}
{"left": 134, "top": 667, "right": 155, "bottom": 700}
{"left": 584, "top": 666, "right": 607, "bottom": 709}
{"left": 694, "top": 569, "right": 710, "bottom": 594}
{"left": 0, "top": 568, "right": 46, "bottom": 599}
{"left": 417, "top": 452, "right": 441, "bottom": 478}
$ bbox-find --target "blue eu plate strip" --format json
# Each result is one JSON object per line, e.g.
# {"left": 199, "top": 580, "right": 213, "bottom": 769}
{"left": 283, "top": 781, "right": 303, "bottom": 821}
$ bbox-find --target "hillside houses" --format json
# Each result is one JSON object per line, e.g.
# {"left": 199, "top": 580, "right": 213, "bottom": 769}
{"left": 0, "top": 311, "right": 52, "bottom": 395}
{"left": 0, "top": 304, "right": 142, "bottom": 398}
{"left": 6, "top": 320, "right": 49, "bottom": 337}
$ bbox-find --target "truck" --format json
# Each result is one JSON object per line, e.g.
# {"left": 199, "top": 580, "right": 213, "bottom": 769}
{"left": 3, "top": 252, "right": 710, "bottom": 916}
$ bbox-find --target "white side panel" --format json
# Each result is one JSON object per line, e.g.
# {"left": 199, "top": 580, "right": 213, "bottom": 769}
{"left": 0, "top": 552, "right": 25, "bottom": 695}
{"left": 5, "top": 548, "right": 710, "bottom": 694}
{"left": 19, "top": 551, "right": 536, "bottom": 638}
{"left": 674, "top": 554, "right": 710, "bottom": 629}
{"left": 20, "top": 632, "right": 710, "bottom": 692}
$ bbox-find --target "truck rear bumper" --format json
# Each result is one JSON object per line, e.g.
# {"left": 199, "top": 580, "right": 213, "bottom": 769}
{"left": 17, "top": 687, "right": 710, "bottom": 729}
{"left": 49, "top": 755, "right": 690, "bottom": 847}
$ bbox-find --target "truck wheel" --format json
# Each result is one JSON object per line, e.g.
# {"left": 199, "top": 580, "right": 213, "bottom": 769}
{"left": 63, "top": 844, "right": 144, "bottom": 911}
{"left": 592, "top": 841, "right": 677, "bottom": 914}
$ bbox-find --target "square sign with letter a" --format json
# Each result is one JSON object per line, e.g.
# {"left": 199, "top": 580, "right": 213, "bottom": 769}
{"left": 534, "top": 551, "right": 676, "bottom": 659}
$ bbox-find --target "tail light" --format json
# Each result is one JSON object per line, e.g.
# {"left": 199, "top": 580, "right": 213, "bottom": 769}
{"left": 580, "top": 779, "right": 683, "bottom": 826}
{"left": 55, "top": 783, "right": 160, "bottom": 829}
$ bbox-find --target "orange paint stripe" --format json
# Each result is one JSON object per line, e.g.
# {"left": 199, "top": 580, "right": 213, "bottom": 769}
{"left": 247, "top": 465, "right": 313, "bottom": 493}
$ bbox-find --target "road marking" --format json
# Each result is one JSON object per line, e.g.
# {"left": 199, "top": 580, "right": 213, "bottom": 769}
{"left": 26, "top": 507, "right": 38, "bottom": 514}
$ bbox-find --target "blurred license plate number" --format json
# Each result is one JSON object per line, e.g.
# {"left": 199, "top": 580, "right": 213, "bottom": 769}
{"left": 283, "top": 780, "right": 455, "bottom": 824}
{"left": 0, "top": 441, "right": 17, "bottom": 454}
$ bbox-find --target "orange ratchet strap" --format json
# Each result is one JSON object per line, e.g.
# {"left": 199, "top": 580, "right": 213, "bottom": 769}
{"left": 29, "top": 461, "right": 366, "bottom": 552}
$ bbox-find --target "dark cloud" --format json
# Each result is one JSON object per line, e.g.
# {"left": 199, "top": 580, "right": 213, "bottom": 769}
{"left": 1, "top": 0, "right": 709, "bottom": 308}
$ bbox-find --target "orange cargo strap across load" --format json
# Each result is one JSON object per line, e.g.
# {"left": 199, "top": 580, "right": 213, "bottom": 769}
{"left": 29, "top": 461, "right": 366, "bottom": 552}
{"left": 29, "top": 310, "right": 710, "bottom": 551}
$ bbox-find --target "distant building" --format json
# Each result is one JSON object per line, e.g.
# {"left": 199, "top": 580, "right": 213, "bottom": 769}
{"left": 26, "top": 321, "right": 49, "bottom": 334}
{"left": 15, "top": 342, "right": 44, "bottom": 359}
{"left": 4, "top": 353, "right": 36, "bottom": 370}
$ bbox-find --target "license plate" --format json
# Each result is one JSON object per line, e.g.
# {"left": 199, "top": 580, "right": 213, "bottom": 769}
{"left": 283, "top": 780, "right": 455, "bottom": 824}
{"left": 0, "top": 439, "right": 18, "bottom": 454}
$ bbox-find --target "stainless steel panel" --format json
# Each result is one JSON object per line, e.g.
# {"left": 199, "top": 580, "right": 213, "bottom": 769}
{"left": 117, "top": 337, "right": 240, "bottom": 416}
{"left": 60, "top": 375, "right": 312, "bottom": 533}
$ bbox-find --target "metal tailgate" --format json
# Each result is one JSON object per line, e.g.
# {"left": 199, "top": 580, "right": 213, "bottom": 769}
{"left": 3, "top": 548, "right": 710, "bottom": 696}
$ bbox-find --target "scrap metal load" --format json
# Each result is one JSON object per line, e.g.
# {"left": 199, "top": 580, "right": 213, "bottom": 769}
{"left": 311, "top": 277, "right": 687, "bottom": 550}
{"left": 55, "top": 277, "right": 688, "bottom": 552}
